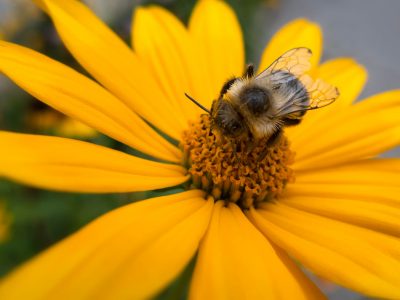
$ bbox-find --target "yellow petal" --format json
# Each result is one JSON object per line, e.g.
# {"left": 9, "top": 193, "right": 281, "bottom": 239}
{"left": 189, "top": 0, "right": 245, "bottom": 99}
{"left": 249, "top": 203, "right": 400, "bottom": 299}
{"left": 0, "top": 132, "right": 188, "bottom": 193}
{"left": 36, "top": 0, "right": 184, "bottom": 139}
{"left": 293, "top": 90, "right": 400, "bottom": 171}
{"left": 287, "top": 181, "right": 400, "bottom": 207}
{"left": 287, "top": 58, "right": 367, "bottom": 146}
{"left": 0, "top": 190, "right": 212, "bottom": 300}
{"left": 0, "top": 41, "right": 180, "bottom": 162}
{"left": 316, "top": 58, "right": 367, "bottom": 108}
{"left": 132, "top": 6, "right": 212, "bottom": 120}
{"left": 282, "top": 196, "right": 400, "bottom": 237}
{"left": 283, "top": 159, "right": 400, "bottom": 236}
{"left": 294, "top": 158, "right": 400, "bottom": 188}
{"left": 190, "top": 201, "right": 325, "bottom": 300}
{"left": 55, "top": 118, "right": 98, "bottom": 138}
{"left": 258, "top": 19, "right": 322, "bottom": 72}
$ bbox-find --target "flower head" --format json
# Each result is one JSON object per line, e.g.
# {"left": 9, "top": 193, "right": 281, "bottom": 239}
{"left": 0, "top": 0, "right": 399, "bottom": 299}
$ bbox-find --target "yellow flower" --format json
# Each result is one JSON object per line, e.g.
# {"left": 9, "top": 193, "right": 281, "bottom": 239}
{"left": 27, "top": 109, "right": 98, "bottom": 138}
{"left": 0, "top": 0, "right": 399, "bottom": 299}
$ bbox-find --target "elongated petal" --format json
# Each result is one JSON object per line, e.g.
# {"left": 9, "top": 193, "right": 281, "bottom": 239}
{"left": 288, "top": 181, "right": 400, "bottom": 206}
{"left": 36, "top": 0, "right": 184, "bottom": 139}
{"left": 296, "top": 159, "right": 400, "bottom": 185}
{"left": 0, "top": 132, "right": 187, "bottom": 193}
{"left": 132, "top": 6, "right": 213, "bottom": 119}
{"left": 0, "top": 41, "right": 181, "bottom": 162}
{"left": 258, "top": 19, "right": 322, "bottom": 72}
{"left": 190, "top": 201, "right": 325, "bottom": 300}
{"left": 283, "top": 159, "right": 400, "bottom": 236}
{"left": 293, "top": 90, "right": 400, "bottom": 170}
{"left": 282, "top": 196, "right": 400, "bottom": 237}
{"left": 189, "top": 0, "right": 245, "bottom": 98}
{"left": 0, "top": 190, "right": 213, "bottom": 300}
{"left": 54, "top": 118, "right": 97, "bottom": 138}
{"left": 287, "top": 58, "right": 367, "bottom": 146}
{"left": 316, "top": 58, "right": 367, "bottom": 108}
{"left": 249, "top": 203, "right": 400, "bottom": 299}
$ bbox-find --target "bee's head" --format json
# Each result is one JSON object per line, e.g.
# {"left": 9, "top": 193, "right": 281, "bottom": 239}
{"left": 210, "top": 99, "right": 246, "bottom": 138}
{"left": 183, "top": 93, "right": 247, "bottom": 139}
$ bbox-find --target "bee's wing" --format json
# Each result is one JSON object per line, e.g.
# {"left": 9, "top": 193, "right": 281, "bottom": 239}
{"left": 305, "top": 77, "right": 340, "bottom": 109}
{"left": 253, "top": 48, "right": 339, "bottom": 117}
{"left": 272, "top": 74, "right": 339, "bottom": 117}
{"left": 255, "top": 47, "right": 312, "bottom": 80}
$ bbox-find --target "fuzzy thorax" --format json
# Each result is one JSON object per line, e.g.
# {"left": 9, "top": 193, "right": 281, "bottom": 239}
{"left": 181, "top": 115, "right": 295, "bottom": 209}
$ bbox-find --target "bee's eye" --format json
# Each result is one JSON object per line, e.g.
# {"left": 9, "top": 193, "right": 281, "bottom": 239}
{"left": 230, "top": 121, "right": 241, "bottom": 131}
{"left": 241, "top": 87, "right": 270, "bottom": 116}
{"left": 224, "top": 120, "right": 244, "bottom": 137}
{"left": 212, "top": 99, "right": 245, "bottom": 138}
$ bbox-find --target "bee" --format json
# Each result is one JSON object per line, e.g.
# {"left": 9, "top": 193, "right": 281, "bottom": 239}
{"left": 185, "top": 47, "right": 339, "bottom": 147}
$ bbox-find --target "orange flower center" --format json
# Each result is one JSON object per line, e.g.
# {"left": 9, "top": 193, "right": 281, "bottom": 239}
{"left": 181, "top": 115, "right": 295, "bottom": 209}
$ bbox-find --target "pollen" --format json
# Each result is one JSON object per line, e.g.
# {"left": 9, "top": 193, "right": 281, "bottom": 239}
{"left": 181, "top": 115, "right": 295, "bottom": 209}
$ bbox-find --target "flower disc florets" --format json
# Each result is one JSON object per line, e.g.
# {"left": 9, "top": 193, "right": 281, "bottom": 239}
{"left": 181, "top": 115, "right": 295, "bottom": 209}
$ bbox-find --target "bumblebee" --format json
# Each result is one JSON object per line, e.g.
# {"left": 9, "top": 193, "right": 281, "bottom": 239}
{"left": 186, "top": 47, "right": 339, "bottom": 146}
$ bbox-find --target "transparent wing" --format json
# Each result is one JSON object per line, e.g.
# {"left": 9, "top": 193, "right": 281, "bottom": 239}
{"left": 278, "top": 74, "right": 339, "bottom": 117}
{"left": 252, "top": 47, "right": 338, "bottom": 118}
{"left": 255, "top": 47, "right": 312, "bottom": 80}
{"left": 307, "top": 77, "right": 340, "bottom": 109}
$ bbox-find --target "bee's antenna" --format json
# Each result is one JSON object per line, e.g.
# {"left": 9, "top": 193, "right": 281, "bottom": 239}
{"left": 184, "top": 93, "right": 211, "bottom": 114}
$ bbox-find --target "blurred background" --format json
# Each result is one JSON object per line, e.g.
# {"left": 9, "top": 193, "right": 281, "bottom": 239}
{"left": 0, "top": 0, "right": 399, "bottom": 299}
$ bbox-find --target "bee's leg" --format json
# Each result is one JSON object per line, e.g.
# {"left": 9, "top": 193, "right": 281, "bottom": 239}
{"left": 232, "top": 140, "right": 238, "bottom": 157}
{"left": 229, "top": 139, "right": 241, "bottom": 163}
{"left": 283, "top": 118, "right": 302, "bottom": 126}
{"left": 283, "top": 110, "right": 306, "bottom": 126}
{"left": 245, "top": 137, "right": 256, "bottom": 155}
{"left": 243, "top": 64, "right": 255, "bottom": 78}
{"left": 219, "top": 77, "right": 238, "bottom": 98}
{"left": 267, "top": 129, "right": 283, "bottom": 147}
{"left": 258, "top": 129, "right": 283, "bottom": 161}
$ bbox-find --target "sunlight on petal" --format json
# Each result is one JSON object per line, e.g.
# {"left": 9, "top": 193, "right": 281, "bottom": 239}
{"left": 0, "top": 190, "right": 213, "bottom": 300}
